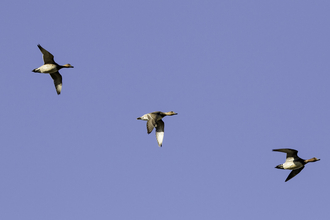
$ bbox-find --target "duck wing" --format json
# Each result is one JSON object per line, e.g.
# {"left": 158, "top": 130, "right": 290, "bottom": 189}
{"left": 50, "top": 72, "right": 62, "bottom": 95}
{"left": 285, "top": 166, "right": 304, "bottom": 182}
{"left": 155, "top": 119, "right": 164, "bottom": 147}
{"left": 146, "top": 117, "right": 157, "bottom": 134}
{"left": 38, "top": 44, "right": 55, "bottom": 64}
{"left": 273, "top": 148, "right": 298, "bottom": 158}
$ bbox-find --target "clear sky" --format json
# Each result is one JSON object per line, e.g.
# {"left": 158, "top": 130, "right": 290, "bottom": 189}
{"left": 1, "top": 0, "right": 329, "bottom": 219}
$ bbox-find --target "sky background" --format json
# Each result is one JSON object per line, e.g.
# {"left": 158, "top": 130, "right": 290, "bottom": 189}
{"left": 1, "top": 0, "right": 329, "bottom": 219}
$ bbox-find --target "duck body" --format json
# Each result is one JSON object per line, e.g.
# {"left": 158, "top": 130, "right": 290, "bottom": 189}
{"left": 273, "top": 148, "right": 320, "bottom": 182}
{"left": 32, "top": 44, "right": 73, "bottom": 95}
{"left": 137, "top": 111, "right": 177, "bottom": 147}
{"left": 33, "top": 64, "right": 59, "bottom": 74}
{"left": 276, "top": 161, "right": 304, "bottom": 170}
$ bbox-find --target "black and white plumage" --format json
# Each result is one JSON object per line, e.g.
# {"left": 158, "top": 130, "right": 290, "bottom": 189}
{"left": 137, "top": 111, "right": 177, "bottom": 147}
{"left": 273, "top": 148, "right": 320, "bottom": 182}
{"left": 32, "top": 44, "right": 73, "bottom": 95}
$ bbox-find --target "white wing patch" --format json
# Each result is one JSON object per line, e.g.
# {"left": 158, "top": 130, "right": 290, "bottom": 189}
{"left": 156, "top": 131, "right": 164, "bottom": 147}
{"left": 56, "top": 83, "right": 62, "bottom": 95}
{"left": 156, "top": 120, "right": 165, "bottom": 147}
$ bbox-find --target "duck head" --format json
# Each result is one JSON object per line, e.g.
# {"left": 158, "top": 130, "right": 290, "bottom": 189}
{"left": 165, "top": 111, "right": 178, "bottom": 116}
{"left": 62, "top": 64, "right": 74, "bottom": 68}
{"left": 305, "top": 157, "right": 320, "bottom": 163}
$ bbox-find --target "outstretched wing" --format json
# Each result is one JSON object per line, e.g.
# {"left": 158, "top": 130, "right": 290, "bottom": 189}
{"left": 38, "top": 44, "right": 55, "bottom": 64}
{"left": 146, "top": 117, "right": 157, "bottom": 134}
{"left": 50, "top": 72, "right": 62, "bottom": 95}
{"left": 273, "top": 148, "right": 298, "bottom": 158}
{"left": 155, "top": 119, "right": 164, "bottom": 147}
{"left": 285, "top": 166, "right": 304, "bottom": 182}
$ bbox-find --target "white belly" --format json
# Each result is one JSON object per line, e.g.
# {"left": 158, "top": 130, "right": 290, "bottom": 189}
{"left": 37, "top": 64, "right": 58, "bottom": 73}
{"left": 283, "top": 161, "right": 304, "bottom": 170}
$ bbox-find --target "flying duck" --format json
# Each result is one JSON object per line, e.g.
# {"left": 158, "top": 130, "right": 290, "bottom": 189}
{"left": 32, "top": 44, "right": 73, "bottom": 95}
{"left": 273, "top": 148, "right": 320, "bottom": 182}
{"left": 137, "top": 111, "right": 178, "bottom": 147}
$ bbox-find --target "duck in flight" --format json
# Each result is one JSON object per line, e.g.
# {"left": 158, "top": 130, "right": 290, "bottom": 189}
{"left": 32, "top": 44, "right": 74, "bottom": 95}
{"left": 137, "top": 111, "right": 178, "bottom": 147}
{"left": 273, "top": 148, "right": 320, "bottom": 182}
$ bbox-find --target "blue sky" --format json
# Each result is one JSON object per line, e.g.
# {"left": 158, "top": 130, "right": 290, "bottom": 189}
{"left": 1, "top": 0, "right": 330, "bottom": 219}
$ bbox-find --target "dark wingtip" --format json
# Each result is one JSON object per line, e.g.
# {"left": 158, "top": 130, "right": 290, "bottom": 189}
{"left": 285, "top": 176, "right": 292, "bottom": 182}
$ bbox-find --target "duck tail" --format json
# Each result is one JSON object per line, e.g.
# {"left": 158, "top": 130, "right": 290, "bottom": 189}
{"left": 275, "top": 164, "right": 284, "bottom": 169}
